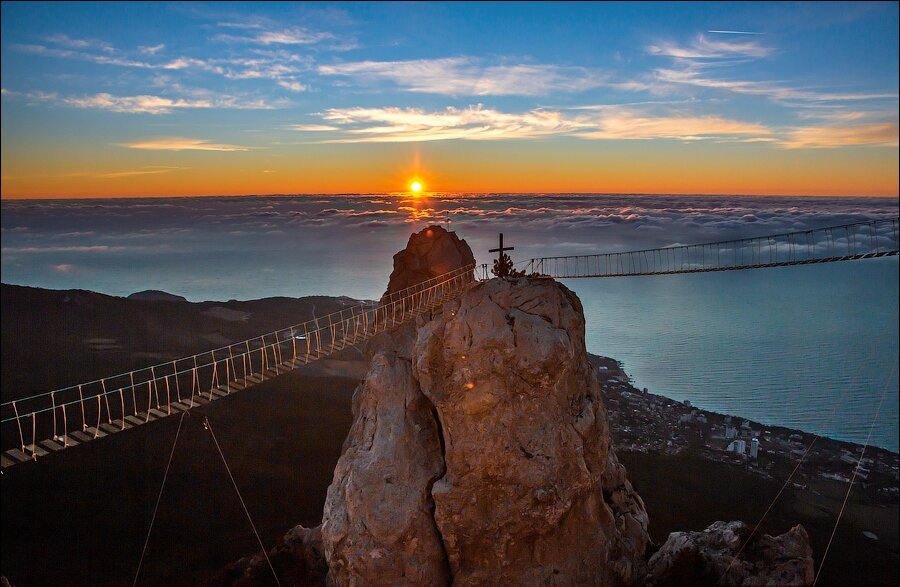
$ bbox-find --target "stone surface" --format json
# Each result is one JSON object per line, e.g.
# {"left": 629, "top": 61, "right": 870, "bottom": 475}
{"left": 384, "top": 225, "right": 475, "bottom": 295}
{"left": 214, "top": 524, "right": 327, "bottom": 587}
{"left": 413, "top": 277, "right": 650, "bottom": 586}
{"left": 320, "top": 334, "right": 450, "bottom": 586}
{"left": 321, "top": 272, "right": 652, "bottom": 586}
{"left": 646, "top": 520, "right": 815, "bottom": 586}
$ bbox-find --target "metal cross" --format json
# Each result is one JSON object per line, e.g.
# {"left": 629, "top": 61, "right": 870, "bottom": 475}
{"left": 489, "top": 233, "right": 514, "bottom": 262}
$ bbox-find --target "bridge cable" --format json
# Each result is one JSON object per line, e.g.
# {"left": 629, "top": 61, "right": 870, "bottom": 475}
{"left": 202, "top": 416, "right": 281, "bottom": 587}
{"left": 133, "top": 411, "right": 185, "bottom": 587}
{"left": 812, "top": 358, "right": 897, "bottom": 586}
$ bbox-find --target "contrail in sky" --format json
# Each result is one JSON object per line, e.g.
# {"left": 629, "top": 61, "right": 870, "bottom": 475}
{"left": 708, "top": 30, "right": 765, "bottom": 35}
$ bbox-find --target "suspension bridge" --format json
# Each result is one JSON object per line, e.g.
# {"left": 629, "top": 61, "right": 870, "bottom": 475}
{"left": 1, "top": 217, "right": 897, "bottom": 469}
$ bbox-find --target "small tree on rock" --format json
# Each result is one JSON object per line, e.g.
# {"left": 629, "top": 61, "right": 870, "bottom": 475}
{"left": 492, "top": 253, "right": 525, "bottom": 279}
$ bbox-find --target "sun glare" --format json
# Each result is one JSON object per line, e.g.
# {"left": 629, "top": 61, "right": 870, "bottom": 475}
{"left": 409, "top": 180, "right": 423, "bottom": 193}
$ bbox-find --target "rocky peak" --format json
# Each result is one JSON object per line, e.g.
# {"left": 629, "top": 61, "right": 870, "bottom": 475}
{"left": 220, "top": 231, "right": 815, "bottom": 587}
{"left": 384, "top": 225, "right": 475, "bottom": 295}
{"left": 321, "top": 273, "right": 652, "bottom": 586}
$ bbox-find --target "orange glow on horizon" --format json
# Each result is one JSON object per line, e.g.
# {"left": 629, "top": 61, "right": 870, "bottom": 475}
{"left": 1, "top": 141, "right": 897, "bottom": 199}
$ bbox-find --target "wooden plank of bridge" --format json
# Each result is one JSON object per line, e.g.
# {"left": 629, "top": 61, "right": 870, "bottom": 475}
{"left": 39, "top": 439, "right": 65, "bottom": 452}
{"left": 124, "top": 415, "right": 145, "bottom": 427}
{"left": 85, "top": 426, "right": 108, "bottom": 438}
{"left": 149, "top": 408, "right": 168, "bottom": 419}
{"left": 6, "top": 448, "right": 32, "bottom": 463}
{"left": 56, "top": 434, "right": 81, "bottom": 446}
{"left": 71, "top": 430, "right": 95, "bottom": 443}
{"left": 1, "top": 454, "right": 16, "bottom": 468}
{"left": 111, "top": 418, "right": 133, "bottom": 430}
{"left": 100, "top": 423, "right": 121, "bottom": 434}
{"left": 26, "top": 443, "right": 49, "bottom": 458}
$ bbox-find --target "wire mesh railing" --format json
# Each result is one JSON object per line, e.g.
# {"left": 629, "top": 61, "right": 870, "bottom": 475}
{"left": 528, "top": 218, "right": 899, "bottom": 279}
{"left": 1, "top": 263, "right": 482, "bottom": 466}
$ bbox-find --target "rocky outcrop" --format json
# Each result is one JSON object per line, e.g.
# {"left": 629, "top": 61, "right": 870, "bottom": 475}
{"left": 645, "top": 521, "right": 814, "bottom": 586}
{"left": 220, "top": 229, "right": 814, "bottom": 587}
{"left": 216, "top": 524, "right": 327, "bottom": 586}
{"left": 384, "top": 225, "right": 475, "bottom": 295}
{"left": 320, "top": 345, "right": 450, "bottom": 586}
{"left": 322, "top": 272, "right": 651, "bottom": 586}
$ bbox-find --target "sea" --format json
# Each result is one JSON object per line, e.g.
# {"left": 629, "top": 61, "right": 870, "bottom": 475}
{"left": 2, "top": 193, "right": 897, "bottom": 452}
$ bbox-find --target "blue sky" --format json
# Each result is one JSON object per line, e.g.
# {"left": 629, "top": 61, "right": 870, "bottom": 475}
{"left": 1, "top": 2, "right": 898, "bottom": 197}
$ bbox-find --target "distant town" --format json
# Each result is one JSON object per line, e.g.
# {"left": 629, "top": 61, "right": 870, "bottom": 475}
{"left": 591, "top": 356, "right": 900, "bottom": 507}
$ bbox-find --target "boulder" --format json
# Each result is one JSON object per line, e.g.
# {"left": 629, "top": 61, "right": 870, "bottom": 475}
{"left": 214, "top": 524, "right": 327, "bottom": 587}
{"left": 646, "top": 521, "right": 814, "bottom": 586}
{"left": 384, "top": 225, "right": 475, "bottom": 295}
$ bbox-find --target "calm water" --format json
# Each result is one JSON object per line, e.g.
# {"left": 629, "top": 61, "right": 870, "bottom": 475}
{"left": 2, "top": 194, "right": 897, "bottom": 451}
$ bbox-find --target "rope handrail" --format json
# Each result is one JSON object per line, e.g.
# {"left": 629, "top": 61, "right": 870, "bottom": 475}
{"left": 532, "top": 217, "right": 898, "bottom": 261}
{"left": 529, "top": 217, "right": 898, "bottom": 278}
{"left": 0, "top": 264, "right": 480, "bottom": 447}
{"left": 1, "top": 263, "right": 477, "bottom": 411}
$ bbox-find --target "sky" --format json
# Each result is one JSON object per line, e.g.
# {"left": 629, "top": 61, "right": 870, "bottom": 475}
{"left": 1, "top": 1, "right": 898, "bottom": 198}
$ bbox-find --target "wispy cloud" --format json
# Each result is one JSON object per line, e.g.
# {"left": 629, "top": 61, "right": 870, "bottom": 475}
{"left": 318, "top": 57, "right": 606, "bottom": 96}
{"left": 14, "top": 33, "right": 314, "bottom": 92}
{"left": 7, "top": 89, "right": 283, "bottom": 114}
{"left": 289, "top": 124, "right": 339, "bottom": 131}
{"left": 781, "top": 121, "right": 899, "bottom": 148}
{"left": 577, "top": 108, "right": 772, "bottom": 140}
{"left": 120, "top": 138, "right": 250, "bottom": 151}
{"left": 707, "top": 30, "right": 765, "bottom": 36}
{"left": 648, "top": 34, "right": 773, "bottom": 59}
{"left": 138, "top": 43, "right": 166, "bottom": 55}
{"left": 94, "top": 166, "right": 188, "bottom": 178}
{"left": 316, "top": 105, "right": 591, "bottom": 142}
{"left": 277, "top": 80, "right": 308, "bottom": 92}
{"left": 308, "top": 103, "right": 775, "bottom": 144}
{"left": 44, "top": 33, "right": 114, "bottom": 53}
{"left": 654, "top": 67, "right": 899, "bottom": 104}
{"left": 64, "top": 93, "right": 213, "bottom": 114}
{"left": 213, "top": 23, "right": 335, "bottom": 45}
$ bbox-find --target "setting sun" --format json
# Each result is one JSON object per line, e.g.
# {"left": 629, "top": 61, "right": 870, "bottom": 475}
{"left": 409, "top": 180, "right": 423, "bottom": 193}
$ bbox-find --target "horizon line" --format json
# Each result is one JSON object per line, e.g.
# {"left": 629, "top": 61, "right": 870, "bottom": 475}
{"left": 2, "top": 191, "right": 899, "bottom": 202}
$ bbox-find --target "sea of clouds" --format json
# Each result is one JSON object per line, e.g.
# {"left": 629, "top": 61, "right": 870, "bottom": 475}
{"left": 2, "top": 194, "right": 897, "bottom": 300}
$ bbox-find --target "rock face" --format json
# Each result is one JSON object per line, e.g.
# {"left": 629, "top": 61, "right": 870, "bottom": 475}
{"left": 321, "top": 267, "right": 651, "bottom": 585}
{"left": 645, "top": 521, "right": 815, "bottom": 586}
{"left": 384, "top": 225, "right": 475, "bottom": 295}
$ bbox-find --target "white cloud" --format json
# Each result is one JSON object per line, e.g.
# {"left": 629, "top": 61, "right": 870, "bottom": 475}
{"left": 139, "top": 44, "right": 166, "bottom": 55}
{"left": 290, "top": 124, "right": 339, "bottom": 131}
{"left": 213, "top": 26, "right": 334, "bottom": 46}
{"left": 781, "top": 121, "right": 899, "bottom": 148}
{"left": 318, "top": 57, "right": 606, "bottom": 96}
{"left": 577, "top": 108, "right": 772, "bottom": 140}
{"left": 64, "top": 93, "right": 212, "bottom": 114}
{"left": 648, "top": 34, "right": 773, "bottom": 59}
{"left": 655, "top": 67, "right": 898, "bottom": 104}
{"left": 44, "top": 33, "right": 114, "bottom": 53}
{"left": 120, "top": 138, "right": 249, "bottom": 151}
{"left": 318, "top": 105, "right": 592, "bottom": 142}
{"left": 311, "top": 104, "right": 773, "bottom": 144}
{"left": 9, "top": 90, "right": 283, "bottom": 114}
{"left": 277, "top": 80, "right": 308, "bottom": 92}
